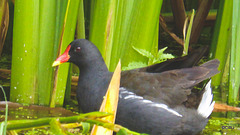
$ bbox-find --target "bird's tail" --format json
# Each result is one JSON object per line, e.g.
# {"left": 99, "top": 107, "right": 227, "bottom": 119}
{"left": 197, "top": 80, "right": 215, "bottom": 118}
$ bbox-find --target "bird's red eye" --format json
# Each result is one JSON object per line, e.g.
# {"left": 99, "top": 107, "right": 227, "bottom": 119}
{"left": 75, "top": 47, "right": 81, "bottom": 52}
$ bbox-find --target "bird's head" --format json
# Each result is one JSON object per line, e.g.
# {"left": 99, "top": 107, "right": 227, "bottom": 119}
{"left": 52, "top": 39, "right": 102, "bottom": 67}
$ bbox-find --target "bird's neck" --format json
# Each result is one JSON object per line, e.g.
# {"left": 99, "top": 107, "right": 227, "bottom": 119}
{"left": 76, "top": 59, "right": 112, "bottom": 112}
{"left": 77, "top": 58, "right": 111, "bottom": 89}
{"left": 78, "top": 58, "right": 109, "bottom": 76}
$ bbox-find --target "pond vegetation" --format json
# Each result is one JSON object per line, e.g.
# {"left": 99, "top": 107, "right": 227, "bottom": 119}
{"left": 0, "top": 0, "right": 240, "bottom": 134}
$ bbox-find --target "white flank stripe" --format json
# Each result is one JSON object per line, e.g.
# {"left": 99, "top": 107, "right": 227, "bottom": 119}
{"left": 120, "top": 87, "right": 182, "bottom": 117}
{"left": 152, "top": 103, "right": 183, "bottom": 117}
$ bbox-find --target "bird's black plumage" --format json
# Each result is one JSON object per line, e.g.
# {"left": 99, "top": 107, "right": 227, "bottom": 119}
{"left": 54, "top": 39, "right": 220, "bottom": 135}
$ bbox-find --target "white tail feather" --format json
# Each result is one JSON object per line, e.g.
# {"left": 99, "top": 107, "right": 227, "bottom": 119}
{"left": 197, "top": 80, "right": 215, "bottom": 118}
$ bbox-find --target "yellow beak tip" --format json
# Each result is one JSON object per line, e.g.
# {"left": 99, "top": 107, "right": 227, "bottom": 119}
{"left": 52, "top": 61, "right": 61, "bottom": 67}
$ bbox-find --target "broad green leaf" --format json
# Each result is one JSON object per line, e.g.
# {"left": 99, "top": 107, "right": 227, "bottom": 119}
{"left": 90, "top": 0, "right": 163, "bottom": 71}
{"left": 38, "top": 0, "right": 56, "bottom": 106}
{"left": 11, "top": 0, "right": 40, "bottom": 104}
{"left": 229, "top": 0, "right": 240, "bottom": 105}
{"left": 210, "top": 0, "right": 232, "bottom": 87}
{"left": 51, "top": 0, "right": 80, "bottom": 107}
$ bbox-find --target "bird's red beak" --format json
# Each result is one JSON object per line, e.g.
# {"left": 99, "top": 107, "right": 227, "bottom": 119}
{"left": 52, "top": 45, "right": 71, "bottom": 67}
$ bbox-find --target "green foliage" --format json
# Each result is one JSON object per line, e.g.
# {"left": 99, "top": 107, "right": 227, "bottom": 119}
{"left": 117, "top": 129, "right": 128, "bottom": 135}
{"left": 228, "top": 0, "right": 240, "bottom": 105}
{"left": 49, "top": 119, "right": 67, "bottom": 135}
{"left": 154, "top": 47, "right": 175, "bottom": 65}
{"left": 3, "top": 112, "right": 110, "bottom": 130}
{"left": 183, "top": 9, "right": 195, "bottom": 56}
{"left": 209, "top": 0, "right": 240, "bottom": 105}
{"left": 203, "top": 117, "right": 240, "bottom": 134}
{"left": 122, "top": 62, "right": 147, "bottom": 70}
{"left": 210, "top": 0, "right": 232, "bottom": 87}
{"left": 2, "top": 111, "right": 145, "bottom": 134}
{"left": 24, "top": 129, "right": 54, "bottom": 135}
{"left": 11, "top": 0, "right": 40, "bottom": 104}
{"left": 89, "top": 0, "right": 163, "bottom": 71}
{"left": 76, "top": 0, "right": 85, "bottom": 39}
{"left": 81, "top": 122, "right": 90, "bottom": 134}
{"left": 38, "top": 0, "right": 56, "bottom": 106}
{"left": 51, "top": 0, "right": 80, "bottom": 107}
{"left": 123, "top": 46, "right": 174, "bottom": 70}
{"left": 10, "top": 0, "right": 79, "bottom": 107}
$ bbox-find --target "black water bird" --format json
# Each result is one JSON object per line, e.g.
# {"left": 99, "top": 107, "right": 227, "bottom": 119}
{"left": 53, "top": 39, "right": 219, "bottom": 135}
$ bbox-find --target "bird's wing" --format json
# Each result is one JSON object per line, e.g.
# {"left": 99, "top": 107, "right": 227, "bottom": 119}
{"left": 120, "top": 59, "right": 219, "bottom": 106}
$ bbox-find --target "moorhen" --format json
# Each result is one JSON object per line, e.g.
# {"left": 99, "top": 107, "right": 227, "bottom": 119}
{"left": 52, "top": 39, "right": 219, "bottom": 135}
